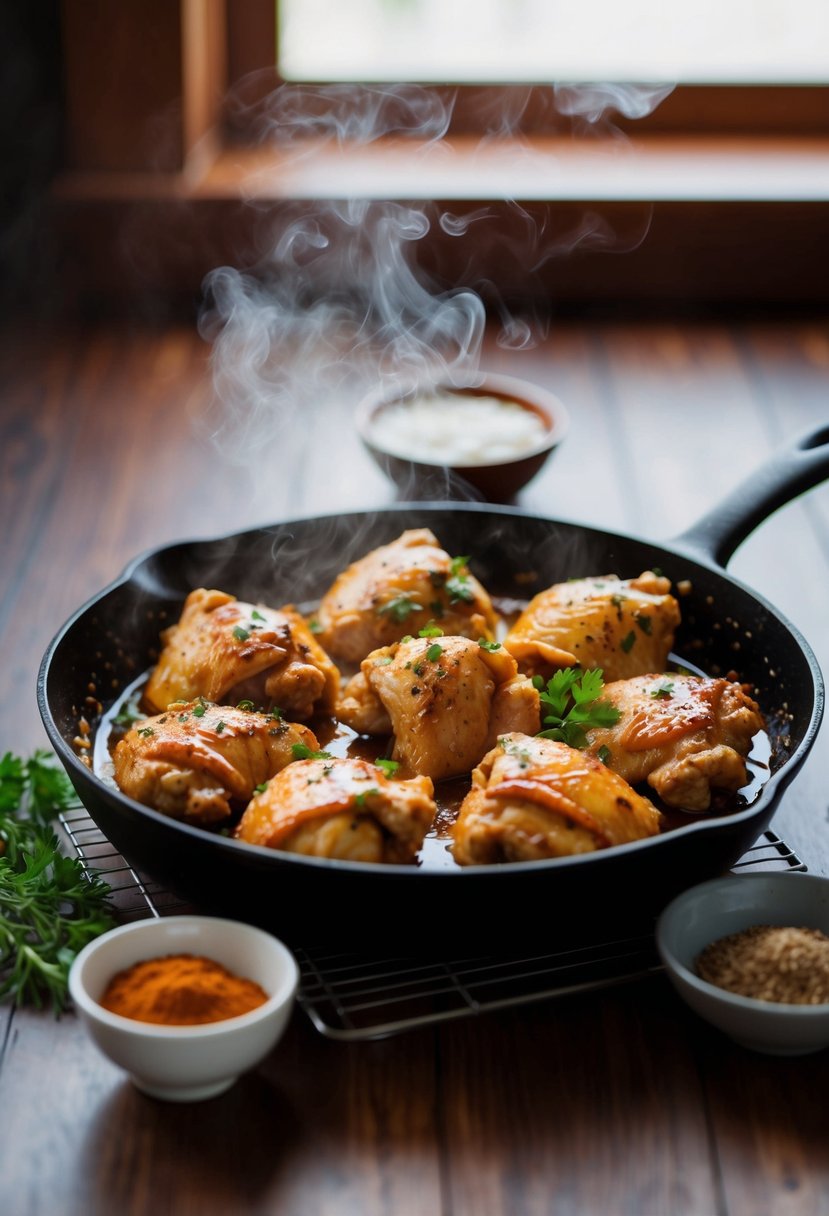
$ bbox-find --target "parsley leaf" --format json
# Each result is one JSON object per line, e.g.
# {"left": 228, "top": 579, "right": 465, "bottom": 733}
{"left": 375, "top": 758, "right": 400, "bottom": 777}
{"left": 377, "top": 595, "right": 423, "bottom": 623}
{"left": 291, "top": 743, "right": 333, "bottom": 761}
{"left": 0, "top": 751, "right": 114, "bottom": 1012}
{"left": 232, "top": 625, "right": 250, "bottom": 642}
{"left": 426, "top": 643, "right": 443, "bottom": 661}
{"left": 478, "top": 638, "right": 501, "bottom": 652}
{"left": 418, "top": 621, "right": 443, "bottom": 638}
{"left": 536, "top": 667, "right": 621, "bottom": 749}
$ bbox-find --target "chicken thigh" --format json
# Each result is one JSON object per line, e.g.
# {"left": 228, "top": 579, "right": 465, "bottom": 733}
{"left": 452, "top": 732, "right": 662, "bottom": 865}
{"left": 584, "top": 673, "right": 765, "bottom": 811}
{"left": 337, "top": 635, "right": 540, "bottom": 782}
{"left": 314, "top": 528, "right": 498, "bottom": 663}
{"left": 504, "top": 571, "right": 680, "bottom": 683}
{"left": 144, "top": 588, "right": 340, "bottom": 721}
{"left": 235, "top": 756, "right": 436, "bottom": 863}
{"left": 113, "top": 701, "right": 319, "bottom": 825}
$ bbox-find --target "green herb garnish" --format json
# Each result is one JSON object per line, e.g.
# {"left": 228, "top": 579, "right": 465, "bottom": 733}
{"left": 597, "top": 744, "right": 612, "bottom": 765}
{"left": 354, "top": 788, "right": 378, "bottom": 809}
{"left": 375, "top": 758, "right": 400, "bottom": 777}
{"left": 236, "top": 699, "right": 255, "bottom": 711}
{"left": 426, "top": 643, "right": 443, "bottom": 662}
{"left": 536, "top": 668, "right": 621, "bottom": 749}
{"left": 620, "top": 631, "right": 636, "bottom": 654}
{"left": 291, "top": 743, "right": 333, "bottom": 761}
{"left": 251, "top": 609, "right": 266, "bottom": 622}
{"left": 192, "top": 698, "right": 208, "bottom": 718}
{"left": 418, "top": 621, "right": 443, "bottom": 638}
{"left": 254, "top": 781, "right": 268, "bottom": 794}
{"left": 308, "top": 618, "right": 322, "bottom": 634}
{"left": 478, "top": 638, "right": 501, "bottom": 652}
{"left": 377, "top": 595, "right": 423, "bottom": 623}
{"left": 0, "top": 751, "right": 114, "bottom": 1012}
{"left": 635, "top": 613, "right": 652, "bottom": 635}
{"left": 650, "top": 680, "right": 675, "bottom": 699}
{"left": 232, "top": 625, "right": 250, "bottom": 642}
{"left": 137, "top": 726, "right": 155, "bottom": 738}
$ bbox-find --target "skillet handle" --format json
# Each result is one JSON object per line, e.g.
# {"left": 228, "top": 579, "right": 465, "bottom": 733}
{"left": 673, "top": 424, "right": 829, "bottom": 569}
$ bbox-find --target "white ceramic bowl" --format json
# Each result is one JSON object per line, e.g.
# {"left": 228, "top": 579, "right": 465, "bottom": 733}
{"left": 69, "top": 915, "right": 299, "bottom": 1101}
{"left": 656, "top": 873, "right": 829, "bottom": 1056}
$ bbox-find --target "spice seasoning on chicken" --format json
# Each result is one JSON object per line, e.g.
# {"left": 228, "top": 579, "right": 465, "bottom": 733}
{"left": 99, "top": 953, "right": 269, "bottom": 1025}
{"left": 695, "top": 925, "right": 829, "bottom": 1005}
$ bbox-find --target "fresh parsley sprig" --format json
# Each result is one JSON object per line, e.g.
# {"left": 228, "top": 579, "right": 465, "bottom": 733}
{"left": 0, "top": 751, "right": 114, "bottom": 1013}
{"left": 536, "top": 668, "right": 621, "bottom": 749}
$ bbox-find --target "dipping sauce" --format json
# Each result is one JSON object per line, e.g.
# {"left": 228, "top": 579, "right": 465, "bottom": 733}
{"left": 368, "top": 393, "right": 551, "bottom": 467}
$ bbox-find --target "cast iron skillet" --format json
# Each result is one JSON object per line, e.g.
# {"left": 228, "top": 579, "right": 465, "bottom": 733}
{"left": 38, "top": 427, "right": 829, "bottom": 950}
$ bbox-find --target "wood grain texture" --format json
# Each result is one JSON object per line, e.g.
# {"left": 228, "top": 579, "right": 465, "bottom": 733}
{"left": 2, "top": 317, "right": 829, "bottom": 1215}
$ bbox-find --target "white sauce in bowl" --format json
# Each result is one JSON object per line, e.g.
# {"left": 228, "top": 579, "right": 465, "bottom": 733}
{"left": 367, "top": 393, "right": 551, "bottom": 467}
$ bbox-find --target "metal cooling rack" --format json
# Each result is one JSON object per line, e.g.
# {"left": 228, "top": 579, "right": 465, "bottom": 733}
{"left": 58, "top": 805, "right": 806, "bottom": 1041}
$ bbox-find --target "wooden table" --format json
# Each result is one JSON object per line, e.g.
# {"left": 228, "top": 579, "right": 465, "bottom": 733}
{"left": 2, "top": 317, "right": 829, "bottom": 1215}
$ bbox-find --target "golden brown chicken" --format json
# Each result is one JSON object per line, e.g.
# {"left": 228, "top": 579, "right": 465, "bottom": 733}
{"left": 112, "top": 701, "right": 319, "bottom": 826}
{"left": 144, "top": 589, "right": 340, "bottom": 721}
{"left": 583, "top": 673, "right": 765, "bottom": 812}
{"left": 504, "top": 571, "right": 680, "bottom": 683}
{"left": 337, "top": 635, "right": 540, "bottom": 782}
{"left": 313, "top": 528, "right": 498, "bottom": 663}
{"left": 235, "top": 756, "right": 436, "bottom": 863}
{"left": 452, "top": 732, "right": 662, "bottom": 865}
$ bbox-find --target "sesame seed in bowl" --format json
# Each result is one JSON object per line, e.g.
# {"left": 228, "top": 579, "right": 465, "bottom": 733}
{"left": 656, "top": 873, "right": 829, "bottom": 1055}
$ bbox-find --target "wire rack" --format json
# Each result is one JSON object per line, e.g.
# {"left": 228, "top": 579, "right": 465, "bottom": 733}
{"left": 58, "top": 805, "right": 806, "bottom": 1041}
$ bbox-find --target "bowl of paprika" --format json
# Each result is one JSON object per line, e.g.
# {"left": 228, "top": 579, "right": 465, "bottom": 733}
{"left": 69, "top": 915, "right": 298, "bottom": 1101}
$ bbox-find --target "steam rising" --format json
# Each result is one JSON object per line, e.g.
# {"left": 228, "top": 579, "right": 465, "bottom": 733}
{"left": 199, "top": 79, "right": 673, "bottom": 479}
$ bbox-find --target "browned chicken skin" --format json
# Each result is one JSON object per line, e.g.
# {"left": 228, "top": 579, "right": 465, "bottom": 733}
{"left": 112, "top": 701, "right": 319, "bottom": 825}
{"left": 144, "top": 589, "right": 340, "bottom": 721}
{"left": 235, "top": 756, "right": 436, "bottom": 863}
{"left": 314, "top": 528, "right": 498, "bottom": 663}
{"left": 584, "top": 673, "right": 765, "bottom": 811}
{"left": 504, "top": 571, "right": 680, "bottom": 683}
{"left": 337, "top": 635, "right": 540, "bottom": 782}
{"left": 453, "top": 732, "right": 662, "bottom": 865}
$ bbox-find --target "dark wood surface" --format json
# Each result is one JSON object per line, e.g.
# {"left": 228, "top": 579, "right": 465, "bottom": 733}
{"left": 2, "top": 318, "right": 829, "bottom": 1215}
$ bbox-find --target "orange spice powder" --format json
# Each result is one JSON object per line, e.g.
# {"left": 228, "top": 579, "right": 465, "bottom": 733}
{"left": 99, "top": 953, "right": 269, "bottom": 1025}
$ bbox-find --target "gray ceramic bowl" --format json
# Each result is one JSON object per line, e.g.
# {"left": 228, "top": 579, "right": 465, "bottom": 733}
{"left": 356, "top": 372, "right": 569, "bottom": 503}
{"left": 656, "top": 873, "right": 829, "bottom": 1055}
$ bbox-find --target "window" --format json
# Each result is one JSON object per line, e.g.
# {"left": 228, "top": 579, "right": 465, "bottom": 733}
{"left": 279, "top": 0, "right": 829, "bottom": 86}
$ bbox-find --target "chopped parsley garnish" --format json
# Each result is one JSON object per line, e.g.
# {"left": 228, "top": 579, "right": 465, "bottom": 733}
{"left": 536, "top": 667, "right": 621, "bottom": 749}
{"left": 137, "top": 726, "right": 155, "bottom": 738}
{"left": 270, "top": 706, "right": 283, "bottom": 719}
{"left": 635, "top": 613, "right": 652, "bottom": 635}
{"left": 597, "top": 745, "right": 612, "bottom": 765}
{"left": 478, "top": 638, "right": 501, "bottom": 652}
{"left": 650, "top": 680, "right": 675, "bottom": 699}
{"left": 377, "top": 595, "right": 423, "bottom": 623}
{"left": 446, "top": 576, "right": 474, "bottom": 604}
{"left": 620, "top": 631, "right": 636, "bottom": 653}
{"left": 308, "top": 618, "right": 322, "bottom": 634}
{"left": 215, "top": 721, "right": 225, "bottom": 734}
{"left": 113, "top": 706, "right": 141, "bottom": 726}
{"left": 232, "top": 625, "right": 250, "bottom": 642}
{"left": 291, "top": 743, "right": 333, "bottom": 761}
{"left": 418, "top": 621, "right": 443, "bottom": 638}
{"left": 192, "top": 698, "right": 208, "bottom": 718}
{"left": 254, "top": 781, "right": 268, "bottom": 794}
{"left": 445, "top": 555, "right": 474, "bottom": 604}
{"left": 426, "top": 643, "right": 443, "bottom": 662}
{"left": 354, "top": 788, "right": 378, "bottom": 809}
{"left": 375, "top": 758, "right": 399, "bottom": 777}
{"left": 251, "top": 609, "right": 266, "bottom": 622}
{"left": 375, "top": 656, "right": 394, "bottom": 666}
{"left": 236, "top": 699, "right": 255, "bottom": 711}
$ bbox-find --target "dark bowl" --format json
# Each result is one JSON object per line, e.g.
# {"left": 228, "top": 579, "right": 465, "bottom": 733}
{"left": 356, "top": 372, "right": 569, "bottom": 503}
